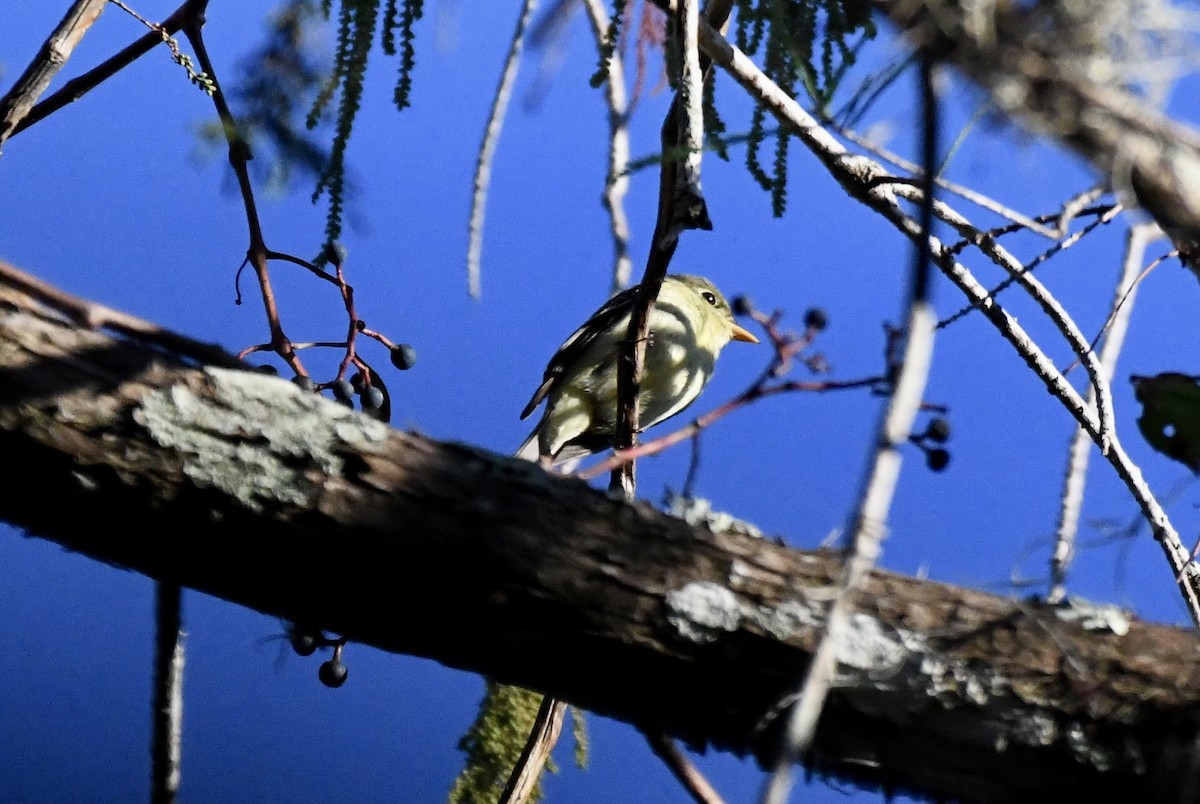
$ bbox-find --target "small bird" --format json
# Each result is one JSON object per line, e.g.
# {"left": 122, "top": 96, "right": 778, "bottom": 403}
{"left": 516, "top": 274, "right": 759, "bottom": 464}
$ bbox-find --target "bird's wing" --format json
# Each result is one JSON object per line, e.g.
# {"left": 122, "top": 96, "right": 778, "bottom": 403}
{"left": 519, "top": 284, "right": 639, "bottom": 420}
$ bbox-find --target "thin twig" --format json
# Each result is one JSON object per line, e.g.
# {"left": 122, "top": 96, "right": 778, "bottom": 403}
{"left": 181, "top": 5, "right": 304, "bottom": 376}
{"left": 834, "top": 122, "right": 1060, "bottom": 238}
{"left": 0, "top": 259, "right": 243, "bottom": 367}
{"left": 762, "top": 57, "right": 940, "bottom": 804}
{"left": 579, "top": 374, "right": 879, "bottom": 480}
{"left": 0, "top": 0, "right": 108, "bottom": 148}
{"left": 580, "top": 0, "right": 633, "bottom": 292}
{"left": 1049, "top": 223, "right": 1161, "bottom": 603}
{"left": 12, "top": 0, "right": 208, "bottom": 138}
{"left": 499, "top": 697, "right": 567, "bottom": 804}
{"left": 467, "top": 0, "right": 538, "bottom": 299}
{"left": 1054, "top": 184, "right": 1109, "bottom": 237}
{"left": 937, "top": 204, "right": 1122, "bottom": 329}
{"left": 888, "top": 186, "right": 1118, "bottom": 454}
{"left": 1082, "top": 248, "right": 1176, "bottom": 358}
{"left": 151, "top": 582, "right": 185, "bottom": 804}
{"left": 644, "top": 732, "right": 726, "bottom": 804}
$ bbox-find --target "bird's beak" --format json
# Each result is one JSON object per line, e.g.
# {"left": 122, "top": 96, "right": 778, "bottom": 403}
{"left": 730, "top": 323, "right": 760, "bottom": 344}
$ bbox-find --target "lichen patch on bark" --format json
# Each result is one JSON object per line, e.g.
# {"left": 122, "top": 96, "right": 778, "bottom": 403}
{"left": 134, "top": 367, "right": 389, "bottom": 511}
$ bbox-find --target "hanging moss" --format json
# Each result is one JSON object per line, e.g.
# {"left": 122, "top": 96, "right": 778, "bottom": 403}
{"left": 303, "top": 0, "right": 426, "bottom": 246}
{"left": 731, "top": 0, "right": 876, "bottom": 215}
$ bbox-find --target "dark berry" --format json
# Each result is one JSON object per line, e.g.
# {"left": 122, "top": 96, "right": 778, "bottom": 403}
{"left": 350, "top": 372, "right": 366, "bottom": 393}
{"left": 926, "top": 448, "right": 950, "bottom": 472}
{"left": 926, "top": 417, "right": 951, "bottom": 443}
{"left": 332, "top": 379, "right": 355, "bottom": 404}
{"left": 256, "top": 364, "right": 279, "bottom": 375}
{"left": 289, "top": 629, "right": 318, "bottom": 657}
{"left": 355, "top": 319, "right": 366, "bottom": 331}
{"left": 362, "top": 385, "right": 385, "bottom": 411}
{"left": 804, "top": 307, "right": 828, "bottom": 331}
{"left": 319, "top": 659, "right": 348, "bottom": 688}
{"left": 731, "top": 295, "right": 753, "bottom": 317}
{"left": 390, "top": 343, "right": 417, "bottom": 371}
{"left": 292, "top": 375, "right": 317, "bottom": 393}
{"left": 322, "top": 241, "right": 348, "bottom": 266}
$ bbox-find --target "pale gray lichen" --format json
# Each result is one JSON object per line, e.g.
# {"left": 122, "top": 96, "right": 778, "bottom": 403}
{"left": 1056, "top": 597, "right": 1132, "bottom": 636}
{"left": 921, "top": 654, "right": 1003, "bottom": 707}
{"left": 835, "top": 613, "right": 908, "bottom": 675}
{"left": 751, "top": 599, "right": 822, "bottom": 641}
{"left": 664, "top": 491, "right": 765, "bottom": 538}
{"left": 666, "top": 581, "right": 910, "bottom": 682}
{"left": 665, "top": 581, "right": 744, "bottom": 643}
{"left": 135, "top": 367, "right": 389, "bottom": 512}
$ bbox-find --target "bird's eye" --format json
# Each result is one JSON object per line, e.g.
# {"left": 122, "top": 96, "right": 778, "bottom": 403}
{"left": 701, "top": 291, "right": 718, "bottom": 306}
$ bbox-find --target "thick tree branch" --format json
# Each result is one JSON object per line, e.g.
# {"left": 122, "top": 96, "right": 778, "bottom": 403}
{"left": 4, "top": 280, "right": 1200, "bottom": 801}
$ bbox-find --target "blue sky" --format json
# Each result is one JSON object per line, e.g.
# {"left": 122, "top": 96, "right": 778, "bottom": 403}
{"left": 3, "top": 3, "right": 1200, "bottom": 803}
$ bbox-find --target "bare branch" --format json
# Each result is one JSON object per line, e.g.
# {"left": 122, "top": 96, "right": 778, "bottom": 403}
{"left": 581, "top": 0, "right": 634, "bottom": 292}
{"left": 499, "top": 698, "right": 567, "bottom": 804}
{"left": 0, "top": 259, "right": 242, "bottom": 368}
{"left": 673, "top": 0, "right": 708, "bottom": 230}
{"left": 692, "top": 16, "right": 1200, "bottom": 622}
{"left": 11, "top": 0, "right": 207, "bottom": 139}
{"left": 764, "top": 58, "right": 943, "bottom": 804}
{"left": 833, "top": 123, "right": 1061, "bottom": 239}
{"left": 890, "top": 184, "right": 1119, "bottom": 453}
{"left": 873, "top": 0, "right": 1200, "bottom": 268}
{"left": 1049, "top": 223, "right": 1162, "bottom": 602}
{"left": 151, "top": 583, "right": 185, "bottom": 804}
{"left": 0, "top": 0, "right": 108, "bottom": 148}
{"left": 467, "top": 0, "right": 538, "bottom": 299}
{"left": 181, "top": 4, "right": 306, "bottom": 376}
{"left": 644, "top": 733, "right": 726, "bottom": 804}
{"left": 611, "top": 0, "right": 733, "bottom": 496}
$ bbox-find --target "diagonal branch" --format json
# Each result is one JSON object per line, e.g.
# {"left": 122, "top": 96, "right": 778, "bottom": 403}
{"left": 179, "top": 3, "right": 306, "bottom": 377}
{"left": 0, "top": 0, "right": 109, "bottom": 148}
{"left": 872, "top": 0, "right": 1200, "bottom": 269}
{"left": 690, "top": 13, "right": 1200, "bottom": 623}
{"left": 0, "top": 259, "right": 242, "bottom": 368}
{"left": 1049, "top": 223, "right": 1161, "bottom": 602}
{"left": 763, "top": 57, "right": 942, "bottom": 804}
{"left": 10, "top": 0, "right": 200, "bottom": 139}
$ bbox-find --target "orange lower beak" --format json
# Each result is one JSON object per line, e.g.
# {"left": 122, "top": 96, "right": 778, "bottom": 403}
{"left": 731, "top": 323, "right": 759, "bottom": 344}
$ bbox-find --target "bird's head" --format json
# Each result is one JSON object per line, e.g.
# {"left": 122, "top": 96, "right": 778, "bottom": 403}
{"left": 667, "top": 274, "right": 760, "bottom": 351}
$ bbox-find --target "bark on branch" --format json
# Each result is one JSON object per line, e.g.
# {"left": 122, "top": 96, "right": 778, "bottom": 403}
{"left": 2, "top": 283, "right": 1200, "bottom": 802}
